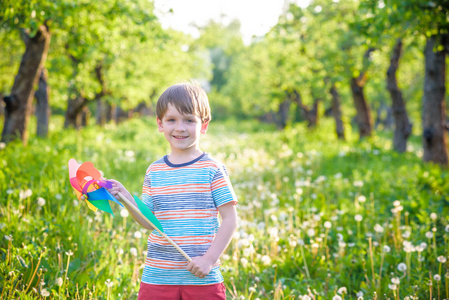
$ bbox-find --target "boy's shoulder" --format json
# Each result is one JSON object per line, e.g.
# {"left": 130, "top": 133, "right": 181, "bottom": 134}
{"left": 199, "top": 153, "right": 222, "bottom": 167}
{"left": 145, "top": 156, "right": 166, "bottom": 174}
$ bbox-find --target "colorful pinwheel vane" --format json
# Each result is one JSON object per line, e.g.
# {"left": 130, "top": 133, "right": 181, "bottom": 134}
{"left": 68, "top": 159, "right": 123, "bottom": 215}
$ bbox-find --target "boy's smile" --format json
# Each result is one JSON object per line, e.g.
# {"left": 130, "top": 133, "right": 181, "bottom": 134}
{"left": 157, "top": 104, "right": 209, "bottom": 158}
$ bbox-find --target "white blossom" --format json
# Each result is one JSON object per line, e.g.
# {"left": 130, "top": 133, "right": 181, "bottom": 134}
{"left": 105, "top": 279, "right": 113, "bottom": 287}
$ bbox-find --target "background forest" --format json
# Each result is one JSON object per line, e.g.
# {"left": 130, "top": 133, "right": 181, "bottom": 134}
{"left": 1, "top": 0, "right": 449, "bottom": 299}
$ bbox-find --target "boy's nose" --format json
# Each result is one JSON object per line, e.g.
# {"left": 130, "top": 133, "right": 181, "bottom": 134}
{"left": 174, "top": 124, "right": 186, "bottom": 131}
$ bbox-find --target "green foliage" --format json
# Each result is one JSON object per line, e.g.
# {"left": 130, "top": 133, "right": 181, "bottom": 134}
{"left": 0, "top": 116, "right": 448, "bottom": 299}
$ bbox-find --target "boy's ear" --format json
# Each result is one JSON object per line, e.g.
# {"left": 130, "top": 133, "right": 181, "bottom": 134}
{"left": 200, "top": 121, "right": 209, "bottom": 134}
{"left": 156, "top": 117, "right": 164, "bottom": 132}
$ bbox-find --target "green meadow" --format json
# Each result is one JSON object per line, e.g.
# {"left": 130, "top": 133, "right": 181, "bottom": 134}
{"left": 1, "top": 116, "right": 448, "bottom": 299}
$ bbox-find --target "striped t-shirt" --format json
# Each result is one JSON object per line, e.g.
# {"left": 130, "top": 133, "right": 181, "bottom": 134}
{"left": 141, "top": 153, "right": 238, "bottom": 285}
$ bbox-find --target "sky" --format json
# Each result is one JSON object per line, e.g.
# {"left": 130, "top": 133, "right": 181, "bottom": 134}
{"left": 153, "top": 0, "right": 311, "bottom": 44}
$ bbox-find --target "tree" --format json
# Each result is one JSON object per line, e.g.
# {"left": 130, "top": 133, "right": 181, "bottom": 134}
{"left": 0, "top": 4, "right": 51, "bottom": 144}
{"left": 387, "top": 39, "right": 412, "bottom": 152}
{"left": 366, "top": 0, "right": 449, "bottom": 166}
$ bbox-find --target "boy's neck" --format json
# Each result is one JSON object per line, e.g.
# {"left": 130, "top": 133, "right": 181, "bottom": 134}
{"left": 167, "top": 149, "right": 204, "bottom": 165}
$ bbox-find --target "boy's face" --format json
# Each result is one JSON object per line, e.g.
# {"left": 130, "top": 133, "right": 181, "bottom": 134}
{"left": 157, "top": 104, "right": 209, "bottom": 155}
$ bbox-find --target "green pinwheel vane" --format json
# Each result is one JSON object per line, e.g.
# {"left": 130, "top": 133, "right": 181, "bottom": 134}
{"left": 68, "top": 159, "right": 191, "bottom": 261}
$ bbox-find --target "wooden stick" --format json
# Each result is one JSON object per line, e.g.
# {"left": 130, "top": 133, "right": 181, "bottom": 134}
{"left": 116, "top": 192, "right": 192, "bottom": 262}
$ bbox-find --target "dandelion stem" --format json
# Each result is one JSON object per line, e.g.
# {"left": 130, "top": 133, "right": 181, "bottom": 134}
{"left": 378, "top": 252, "right": 385, "bottom": 292}
{"left": 25, "top": 250, "right": 44, "bottom": 293}
{"left": 62, "top": 255, "right": 72, "bottom": 293}
{"left": 368, "top": 237, "right": 375, "bottom": 289}
{"left": 300, "top": 244, "right": 310, "bottom": 280}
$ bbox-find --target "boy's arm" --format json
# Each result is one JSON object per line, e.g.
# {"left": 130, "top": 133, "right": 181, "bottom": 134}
{"left": 108, "top": 179, "right": 154, "bottom": 231}
{"left": 186, "top": 202, "right": 238, "bottom": 278}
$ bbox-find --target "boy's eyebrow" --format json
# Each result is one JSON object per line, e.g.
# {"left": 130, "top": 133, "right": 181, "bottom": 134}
{"left": 163, "top": 113, "right": 197, "bottom": 119}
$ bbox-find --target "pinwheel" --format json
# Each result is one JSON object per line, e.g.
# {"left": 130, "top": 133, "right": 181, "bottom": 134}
{"left": 68, "top": 159, "right": 191, "bottom": 262}
{"left": 68, "top": 159, "right": 123, "bottom": 215}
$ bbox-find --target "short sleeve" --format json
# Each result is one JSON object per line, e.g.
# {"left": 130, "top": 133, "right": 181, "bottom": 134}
{"left": 142, "top": 172, "right": 154, "bottom": 211}
{"left": 211, "top": 165, "right": 238, "bottom": 207}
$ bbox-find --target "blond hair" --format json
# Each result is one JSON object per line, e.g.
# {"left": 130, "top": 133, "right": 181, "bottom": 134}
{"left": 156, "top": 83, "right": 211, "bottom": 123}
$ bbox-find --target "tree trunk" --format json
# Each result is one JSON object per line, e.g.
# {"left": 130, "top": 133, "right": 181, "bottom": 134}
{"left": 330, "top": 84, "right": 345, "bottom": 140}
{"left": 94, "top": 63, "right": 109, "bottom": 126}
{"left": 81, "top": 106, "right": 90, "bottom": 127}
{"left": 350, "top": 76, "right": 372, "bottom": 138}
{"left": 422, "top": 35, "right": 448, "bottom": 166}
{"left": 276, "top": 99, "right": 290, "bottom": 129}
{"left": 64, "top": 97, "right": 87, "bottom": 129}
{"left": 1, "top": 24, "right": 51, "bottom": 144}
{"left": 350, "top": 48, "right": 374, "bottom": 139}
{"left": 386, "top": 39, "right": 412, "bottom": 152}
{"left": 290, "top": 90, "right": 319, "bottom": 128}
{"left": 35, "top": 68, "right": 50, "bottom": 138}
{"left": 0, "top": 93, "right": 4, "bottom": 116}
{"left": 96, "top": 99, "right": 108, "bottom": 126}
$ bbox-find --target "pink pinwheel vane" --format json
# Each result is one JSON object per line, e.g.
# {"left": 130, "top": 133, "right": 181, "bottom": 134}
{"left": 68, "top": 159, "right": 123, "bottom": 215}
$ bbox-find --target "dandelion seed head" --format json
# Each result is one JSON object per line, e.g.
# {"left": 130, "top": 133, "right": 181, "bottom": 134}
{"left": 434, "top": 274, "right": 441, "bottom": 281}
{"left": 324, "top": 221, "right": 332, "bottom": 229}
{"left": 353, "top": 180, "right": 364, "bottom": 187}
{"left": 374, "top": 224, "right": 384, "bottom": 233}
{"left": 437, "top": 256, "right": 447, "bottom": 263}
{"left": 357, "top": 195, "right": 366, "bottom": 203}
{"left": 261, "top": 255, "right": 271, "bottom": 265}
{"left": 337, "top": 287, "right": 347, "bottom": 294}
{"left": 120, "top": 209, "right": 129, "bottom": 218}
{"left": 307, "top": 228, "right": 315, "bottom": 237}
{"left": 354, "top": 214, "right": 363, "bottom": 222}
{"left": 391, "top": 277, "right": 400, "bottom": 284}
{"left": 41, "top": 288, "right": 50, "bottom": 297}
{"left": 37, "top": 197, "right": 46, "bottom": 207}
{"left": 130, "top": 247, "right": 138, "bottom": 257}
{"left": 56, "top": 277, "right": 63, "bottom": 286}
{"left": 388, "top": 284, "right": 397, "bottom": 290}
{"left": 397, "top": 263, "right": 407, "bottom": 272}
{"left": 430, "top": 212, "right": 437, "bottom": 220}
{"left": 425, "top": 231, "right": 433, "bottom": 239}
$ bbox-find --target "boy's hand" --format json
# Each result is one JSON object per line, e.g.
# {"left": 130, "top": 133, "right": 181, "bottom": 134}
{"left": 106, "top": 179, "right": 132, "bottom": 201}
{"left": 186, "top": 256, "right": 215, "bottom": 278}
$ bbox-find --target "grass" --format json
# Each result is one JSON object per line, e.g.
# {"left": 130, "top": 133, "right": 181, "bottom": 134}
{"left": 0, "top": 115, "right": 448, "bottom": 299}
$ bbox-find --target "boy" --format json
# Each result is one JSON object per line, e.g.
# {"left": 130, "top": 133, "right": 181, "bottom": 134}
{"left": 108, "top": 82, "right": 238, "bottom": 300}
